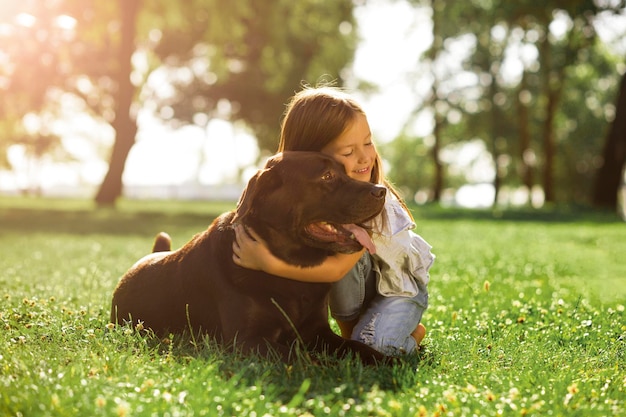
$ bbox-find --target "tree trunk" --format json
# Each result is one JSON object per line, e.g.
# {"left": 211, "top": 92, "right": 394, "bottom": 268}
{"left": 542, "top": 88, "right": 558, "bottom": 203}
{"left": 517, "top": 71, "right": 533, "bottom": 196}
{"left": 538, "top": 34, "right": 566, "bottom": 205}
{"left": 490, "top": 72, "right": 501, "bottom": 208}
{"left": 94, "top": 0, "right": 140, "bottom": 207}
{"left": 592, "top": 71, "right": 626, "bottom": 211}
{"left": 429, "top": 0, "right": 444, "bottom": 203}
{"left": 432, "top": 109, "right": 443, "bottom": 202}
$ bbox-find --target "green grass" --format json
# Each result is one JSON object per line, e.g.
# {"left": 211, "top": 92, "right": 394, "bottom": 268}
{"left": 1, "top": 196, "right": 624, "bottom": 416}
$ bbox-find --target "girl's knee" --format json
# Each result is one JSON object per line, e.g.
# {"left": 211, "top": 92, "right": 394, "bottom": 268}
{"left": 354, "top": 313, "right": 417, "bottom": 355}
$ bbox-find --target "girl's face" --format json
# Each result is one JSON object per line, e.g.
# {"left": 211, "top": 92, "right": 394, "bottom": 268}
{"left": 321, "top": 113, "right": 378, "bottom": 183}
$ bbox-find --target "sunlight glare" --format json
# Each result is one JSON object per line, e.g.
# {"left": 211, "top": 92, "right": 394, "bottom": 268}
{"left": 352, "top": 0, "right": 431, "bottom": 142}
{"left": 55, "top": 14, "right": 76, "bottom": 30}
{"left": 0, "top": 23, "right": 12, "bottom": 36}
{"left": 455, "top": 183, "right": 495, "bottom": 208}
{"left": 549, "top": 11, "right": 572, "bottom": 40}
{"left": 124, "top": 115, "right": 259, "bottom": 188}
{"left": 22, "top": 113, "right": 41, "bottom": 134}
{"left": 15, "top": 13, "right": 36, "bottom": 28}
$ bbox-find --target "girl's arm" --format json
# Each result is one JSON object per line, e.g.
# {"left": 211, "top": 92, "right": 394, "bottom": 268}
{"left": 232, "top": 224, "right": 364, "bottom": 283}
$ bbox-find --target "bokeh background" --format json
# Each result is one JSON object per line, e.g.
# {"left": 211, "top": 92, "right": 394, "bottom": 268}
{"left": 1, "top": 0, "right": 625, "bottom": 213}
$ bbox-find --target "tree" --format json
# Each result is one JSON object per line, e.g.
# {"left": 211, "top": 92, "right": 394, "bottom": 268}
{"left": 463, "top": 0, "right": 604, "bottom": 204}
{"left": 381, "top": 133, "right": 434, "bottom": 200}
{"left": 1, "top": 1, "right": 141, "bottom": 203}
{"left": 425, "top": 0, "right": 446, "bottom": 202}
{"left": 0, "top": 2, "right": 75, "bottom": 169}
{"left": 97, "top": 0, "right": 358, "bottom": 205}
{"left": 94, "top": 0, "right": 140, "bottom": 206}
{"left": 556, "top": 41, "right": 621, "bottom": 203}
{"left": 403, "top": 0, "right": 471, "bottom": 203}
{"left": 393, "top": 0, "right": 624, "bottom": 207}
{"left": 1, "top": 0, "right": 358, "bottom": 206}
{"left": 148, "top": 0, "right": 357, "bottom": 154}
{"left": 593, "top": 70, "right": 626, "bottom": 211}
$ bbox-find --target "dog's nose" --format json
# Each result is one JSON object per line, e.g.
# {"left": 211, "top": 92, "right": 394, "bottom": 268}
{"left": 371, "top": 185, "right": 386, "bottom": 199}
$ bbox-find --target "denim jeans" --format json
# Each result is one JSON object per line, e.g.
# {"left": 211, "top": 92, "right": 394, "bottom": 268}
{"left": 329, "top": 253, "right": 429, "bottom": 355}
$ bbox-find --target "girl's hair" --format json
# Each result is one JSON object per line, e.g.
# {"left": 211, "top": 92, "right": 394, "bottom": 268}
{"left": 278, "top": 85, "right": 414, "bottom": 222}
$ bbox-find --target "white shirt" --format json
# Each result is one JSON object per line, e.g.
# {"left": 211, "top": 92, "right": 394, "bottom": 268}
{"left": 371, "top": 192, "right": 435, "bottom": 297}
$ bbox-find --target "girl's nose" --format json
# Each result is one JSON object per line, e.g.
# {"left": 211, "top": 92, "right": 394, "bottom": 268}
{"left": 356, "top": 147, "right": 369, "bottom": 162}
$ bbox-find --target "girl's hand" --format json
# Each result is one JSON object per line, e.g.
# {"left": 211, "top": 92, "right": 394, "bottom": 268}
{"left": 232, "top": 224, "right": 275, "bottom": 271}
{"left": 232, "top": 223, "right": 365, "bottom": 282}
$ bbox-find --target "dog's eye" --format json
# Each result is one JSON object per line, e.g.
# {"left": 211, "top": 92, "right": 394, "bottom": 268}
{"left": 321, "top": 171, "right": 335, "bottom": 181}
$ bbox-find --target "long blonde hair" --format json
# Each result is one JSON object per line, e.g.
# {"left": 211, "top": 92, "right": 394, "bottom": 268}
{"left": 278, "top": 85, "right": 413, "bottom": 222}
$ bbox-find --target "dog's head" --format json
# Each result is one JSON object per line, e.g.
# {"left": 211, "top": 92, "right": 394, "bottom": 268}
{"left": 232, "top": 152, "right": 386, "bottom": 267}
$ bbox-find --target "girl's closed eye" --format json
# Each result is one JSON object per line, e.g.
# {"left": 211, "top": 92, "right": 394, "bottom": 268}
{"left": 336, "top": 146, "right": 354, "bottom": 157}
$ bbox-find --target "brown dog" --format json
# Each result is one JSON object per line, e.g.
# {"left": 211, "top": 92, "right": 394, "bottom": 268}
{"left": 110, "top": 152, "right": 387, "bottom": 364}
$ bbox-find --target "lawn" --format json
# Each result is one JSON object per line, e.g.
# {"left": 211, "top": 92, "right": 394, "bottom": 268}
{"left": 0, "top": 197, "right": 624, "bottom": 416}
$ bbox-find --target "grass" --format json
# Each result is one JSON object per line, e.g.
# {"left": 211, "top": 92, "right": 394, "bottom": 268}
{"left": 0, "top": 196, "right": 624, "bottom": 416}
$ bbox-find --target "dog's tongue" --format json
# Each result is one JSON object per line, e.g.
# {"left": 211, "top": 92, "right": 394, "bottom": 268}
{"left": 344, "top": 224, "right": 376, "bottom": 254}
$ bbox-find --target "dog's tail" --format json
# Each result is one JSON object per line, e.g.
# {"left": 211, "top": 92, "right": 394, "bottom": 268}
{"left": 152, "top": 232, "right": 172, "bottom": 252}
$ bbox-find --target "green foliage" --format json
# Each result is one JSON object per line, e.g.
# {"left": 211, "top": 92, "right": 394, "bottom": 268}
{"left": 148, "top": 0, "right": 358, "bottom": 152}
{"left": 3, "top": 1, "right": 624, "bottom": 205}
{"left": 395, "top": 0, "right": 625, "bottom": 205}
{"left": 381, "top": 133, "right": 434, "bottom": 196}
{"left": 556, "top": 41, "right": 623, "bottom": 203}
{"left": 1, "top": 198, "right": 624, "bottom": 416}
{"left": 1, "top": 0, "right": 357, "bottom": 201}
{"left": 0, "top": 1, "right": 123, "bottom": 119}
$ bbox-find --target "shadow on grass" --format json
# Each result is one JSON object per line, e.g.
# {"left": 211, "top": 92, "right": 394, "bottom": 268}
{"left": 412, "top": 203, "right": 624, "bottom": 224}
{"left": 112, "top": 327, "right": 437, "bottom": 401}
{"left": 165, "top": 333, "right": 438, "bottom": 400}
{"left": 0, "top": 206, "right": 228, "bottom": 236}
{"left": 1, "top": 197, "right": 622, "bottom": 238}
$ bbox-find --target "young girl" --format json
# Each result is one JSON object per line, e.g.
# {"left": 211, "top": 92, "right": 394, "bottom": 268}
{"left": 232, "top": 86, "right": 435, "bottom": 356}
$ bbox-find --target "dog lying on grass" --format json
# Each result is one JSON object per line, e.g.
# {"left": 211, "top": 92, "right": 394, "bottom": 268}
{"left": 111, "top": 151, "right": 388, "bottom": 364}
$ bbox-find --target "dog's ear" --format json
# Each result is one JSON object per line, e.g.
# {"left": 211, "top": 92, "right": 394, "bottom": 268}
{"left": 231, "top": 167, "right": 282, "bottom": 224}
{"left": 232, "top": 170, "right": 261, "bottom": 224}
{"left": 232, "top": 154, "right": 285, "bottom": 224}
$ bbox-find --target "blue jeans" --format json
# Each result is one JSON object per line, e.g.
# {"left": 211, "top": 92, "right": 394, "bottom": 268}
{"left": 329, "top": 253, "right": 429, "bottom": 355}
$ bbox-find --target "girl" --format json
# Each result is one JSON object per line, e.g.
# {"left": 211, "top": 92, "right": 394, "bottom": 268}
{"left": 232, "top": 86, "right": 435, "bottom": 355}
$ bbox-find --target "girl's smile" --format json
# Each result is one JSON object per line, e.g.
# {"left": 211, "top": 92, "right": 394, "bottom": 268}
{"left": 352, "top": 165, "right": 372, "bottom": 181}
